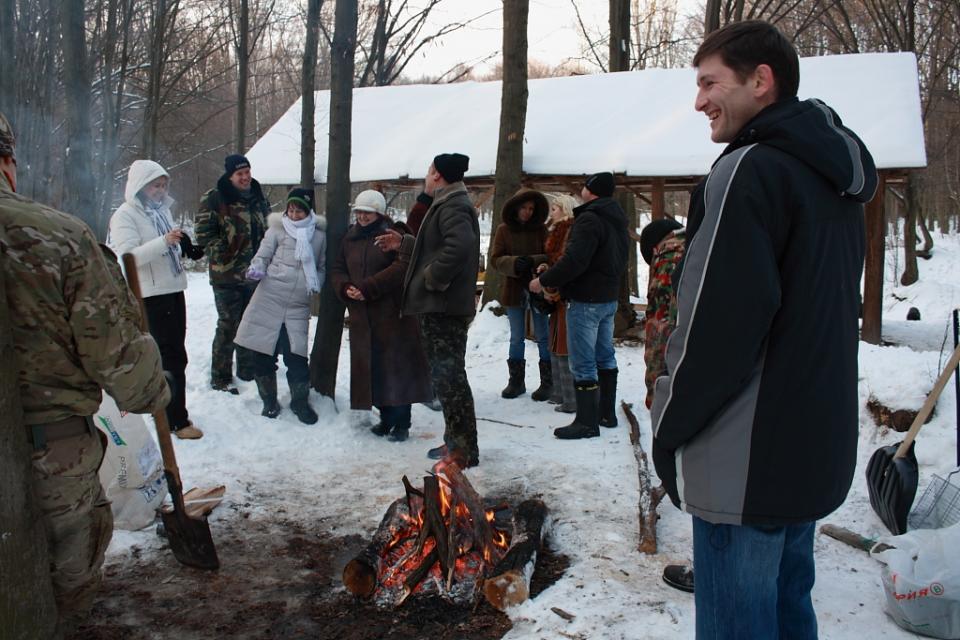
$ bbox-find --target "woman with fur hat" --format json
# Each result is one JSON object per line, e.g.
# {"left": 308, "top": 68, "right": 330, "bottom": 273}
{"left": 110, "top": 160, "right": 205, "bottom": 440}
{"left": 330, "top": 190, "right": 433, "bottom": 441}
{"left": 234, "top": 188, "right": 326, "bottom": 424}
{"left": 489, "top": 188, "right": 551, "bottom": 400}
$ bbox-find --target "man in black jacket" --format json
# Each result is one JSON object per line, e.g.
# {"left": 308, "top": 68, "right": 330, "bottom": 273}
{"left": 650, "top": 21, "right": 877, "bottom": 637}
{"left": 529, "top": 172, "right": 629, "bottom": 440}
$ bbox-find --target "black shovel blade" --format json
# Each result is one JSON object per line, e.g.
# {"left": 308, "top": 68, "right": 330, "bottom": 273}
{"left": 866, "top": 440, "right": 919, "bottom": 535}
{"left": 161, "top": 470, "right": 219, "bottom": 570}
{"left": 161, "top": 507, "right": 220, "bottom": 570}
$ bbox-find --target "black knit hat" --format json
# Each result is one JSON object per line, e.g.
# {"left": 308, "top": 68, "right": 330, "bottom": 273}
{"left": 224, "top": 154, "right": 251, "bottom": 176}
{"left": 640, "top": 218, "right": 683, "bottom": 265}
{"left": 584, "top": 172, "right": 615, "bottom": 198}
{"left": 433, "top": 153, "right": 470, "bottom": 183}
{"left": 287, "top": 187, "right": 315, "bottom": 213}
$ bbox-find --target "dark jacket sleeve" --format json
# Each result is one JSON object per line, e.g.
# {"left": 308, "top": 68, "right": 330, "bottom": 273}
{"left": 423, "top": 202, "right": 475, "bottom": 292}
{"left": 329, "top": 237, "right": 352, "bottom": 302}
{"left": 194, "top": 191, "right": 221, "bottom": 250}
{"left": 538, "top": 214, "right": 600, "bottom": 289}
{"left": 358, "top": 249, "right": 408, "bottom": 301}
{"left": 651, "top": 168, "right": 782, "bottom": 455}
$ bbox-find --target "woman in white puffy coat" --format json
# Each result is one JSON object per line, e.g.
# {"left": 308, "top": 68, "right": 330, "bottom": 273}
{"left": 109, "top": 160, "right": 203, "bottom": 439}
{"left": 234, "top": 188, "right": 326, "bottom": 424}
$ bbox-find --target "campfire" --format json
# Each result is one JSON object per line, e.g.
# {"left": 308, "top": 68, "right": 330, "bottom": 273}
{"left": 343, "top": 461, "right": 548, "bottom": 611}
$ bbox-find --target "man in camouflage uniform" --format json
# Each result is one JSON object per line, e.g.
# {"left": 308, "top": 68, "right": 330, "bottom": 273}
{"left": 639, "top": 218, "right": 685, "bottom": 409}
{"left": 377, "top": 153, "right": 480, "bottom": 467}
{"left": 0, "top": 111, "right": 171, "bottom": 630}
{"left": 195, "top": 154, "right": 268, "bottom": 392}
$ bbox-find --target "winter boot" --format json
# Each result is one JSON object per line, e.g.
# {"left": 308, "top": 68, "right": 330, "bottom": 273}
{"left": 500, "top": 359, "right": 526, "bottom": 398}
{"left": 289, "top": 382, "right": 318, "bottom": 425}
{"left": 255, "top": 374, "right": 281, "bottom": 419}
{"left": 547, "top": 357, "right": 563, "bottom": 404}
{"left": 554, "top": 381, "right": 600, "bottom": 439}
{"left": 370, "top": 422, "right": 392, "bottom": 437}
{"left": 662, "top": 564, "right": 695, "bottom": 593}
{"left": 554, "top": 355, "right": 577, "bottom": 414}
{"left": 598, "top": 368, "right": 619, "bottom": 428}
{"left": 531, "top": 360, "right": 553, "bottom": 402}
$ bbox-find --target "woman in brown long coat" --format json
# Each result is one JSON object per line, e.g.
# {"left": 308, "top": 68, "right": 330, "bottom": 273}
{"left": 539, "top": 194, "right": 578, "bottom": 413}
{"left": 330, "top": 190, "right": 432, "bottom": 441}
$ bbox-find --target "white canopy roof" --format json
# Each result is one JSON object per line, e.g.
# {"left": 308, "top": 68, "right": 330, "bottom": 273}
{"left": 246, "top": 52, "right": 926, "bottom": 185}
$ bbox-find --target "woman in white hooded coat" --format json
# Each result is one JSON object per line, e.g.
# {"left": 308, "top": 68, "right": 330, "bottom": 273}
{"left": 235, "top": 188, "right": 326, "bottom": 424}
{"left": 109, "top": 159, "right": 204, "bottom": 439}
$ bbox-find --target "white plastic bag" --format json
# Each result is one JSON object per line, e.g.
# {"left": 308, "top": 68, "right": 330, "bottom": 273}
{"left": 873, "top": 522, "right": 960, "bottom": 638}
{"left": 95, "top": 395, "right": 167, "bottom": 531}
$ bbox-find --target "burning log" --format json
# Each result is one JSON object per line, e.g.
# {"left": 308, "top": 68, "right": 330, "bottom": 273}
{"left": 621, "top": 401, "right": 666, "bottom": 554}
{"left": 343, "top": 497, "right": 413, "bottom": 598}
{"left": 483, "top": 499, "right": 548, "bottom": 611}
{"left": 343, "top": 463, "right": 517, "bottom": 606}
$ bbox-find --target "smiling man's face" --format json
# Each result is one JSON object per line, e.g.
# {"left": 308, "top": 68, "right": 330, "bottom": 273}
{"left": 694, "top": 53, "right": 765, "bottom": 144}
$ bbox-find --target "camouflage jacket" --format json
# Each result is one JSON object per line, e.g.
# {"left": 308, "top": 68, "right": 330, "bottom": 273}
{"left": 644, "top": 230, "right": 685, "bottom": 409}
{"left": 0, "top": 173, "right": 170, "bottom": 425}
{"left": 195, "top": 174, "right": 268, "bottom": 285}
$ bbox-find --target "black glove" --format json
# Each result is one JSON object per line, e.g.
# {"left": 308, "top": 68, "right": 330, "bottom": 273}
{"left": 180, "top": 233, "right": 205, "bottom": 260}
{"left": 514, "top": 255, "right": 533, "bottom": 277}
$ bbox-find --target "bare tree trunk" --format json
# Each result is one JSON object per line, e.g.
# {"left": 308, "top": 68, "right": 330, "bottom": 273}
{"left": 0, "top": 0, "right": 14, "bottom": 116}
{"left": 309, "top": 0, "right": 356, "bottom": 397}
{"left": 862, "top": 172, "right": 887, "bottom": 345}
{"left": 0, "top": 269, "right": 59, "bottom": 640}
{"left": 482, "top": 0, "right": 528, "bottom": 305}
{"left": 705, "top": 0, "right": 721, "bottom": 34}
{"left": 236, "top": 0, "right": 250, "bottom": 152}
{"left": 300, "top": 0, "right": 322, "bottom": 187}
{"left": 143, "top": 0, "right": 168, "bottom": 159}
{"left": 901, "top": 174, "right": 919, "bottom": 285}
{"left": 61, "top": 0, "right": 100, "bottom": 236}
{"left": 609, "top": 0, "right": 630, "bottom": 72}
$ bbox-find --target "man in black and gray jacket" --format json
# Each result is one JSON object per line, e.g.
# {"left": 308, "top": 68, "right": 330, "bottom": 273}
{"left": 529, "top": 172, "right": 629, "bottom": 440}
{"left": 650, "top": 21, "right": 877, "bottom": 637}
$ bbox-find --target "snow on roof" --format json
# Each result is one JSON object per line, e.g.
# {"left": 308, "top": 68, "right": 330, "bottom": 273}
{"left": 246, "top": 52, "right": 926, "bottom": 185}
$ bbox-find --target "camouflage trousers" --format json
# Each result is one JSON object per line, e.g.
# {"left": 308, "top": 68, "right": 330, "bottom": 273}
{"left": 30, "top": 425, "right": 113, "bottom": 628}
{"left": 211, "top": 282, "right": 257, "bottom": 385}
{"left": 418, "top": 313, "right": 478, "bottom": 460}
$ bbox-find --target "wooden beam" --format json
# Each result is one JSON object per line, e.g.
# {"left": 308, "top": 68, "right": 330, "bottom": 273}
{"left": 651, "top": 177, "right": 665, "bottom": 221}
{"left": 861, "top": 171, "right": 887, "bottom": 345}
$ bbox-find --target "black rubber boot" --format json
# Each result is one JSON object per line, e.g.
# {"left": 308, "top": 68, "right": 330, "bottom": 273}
{"left": 255, "top": 374, "right": 281, "bottom": 418}
{"left": 501, "top": 359, "right": 526, "bottom": 398}
{"left": 289, "top": 382, "right": 318, "bottom": 425}
{"left": 370, "top": 422, "right": 391, "bottom": 437}
{"left": 598, "top": 368, "right": 618, "bottom": 427}
{"left": 554, "top": 381, "right": 600, "bottom": 439}
{"left": 531, "top": 360, "right": 553, "bottom": 401}
{"left": 547, "top": 357, "right": 563, "bottom": 404}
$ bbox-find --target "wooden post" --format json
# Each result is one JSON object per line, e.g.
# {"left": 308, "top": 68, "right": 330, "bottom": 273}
{"left": 651, "top": 177, "right": 665, "bottom": 221}
{"left": 861, "top": 171, "right": 887, "bottom": 345}
{"left": 0, "top": 267, "right": 59, "bottom": 638}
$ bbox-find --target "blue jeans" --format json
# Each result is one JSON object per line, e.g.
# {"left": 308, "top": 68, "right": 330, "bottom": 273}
{"left": 506, "top": 297, "right": 550, "bottom": 362}
{"left": 693, "top": 516, "right": 818, "bottom": 640}
{"left": 565, "top": 300, "right": 617, "bottom": 382}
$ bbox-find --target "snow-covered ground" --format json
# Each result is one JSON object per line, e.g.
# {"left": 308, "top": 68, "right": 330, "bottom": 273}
{"left": 107, "top": 231, "right": 960, "bottom": 639}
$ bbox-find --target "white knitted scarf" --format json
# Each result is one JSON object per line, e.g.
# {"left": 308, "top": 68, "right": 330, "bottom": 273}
{"left": 282, "top": 212, "right": 320, "bottom": 294}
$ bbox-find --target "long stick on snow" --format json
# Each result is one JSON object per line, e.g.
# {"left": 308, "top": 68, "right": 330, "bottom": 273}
{"left": 622, "top": 401, "right": 666, "bottom": 555}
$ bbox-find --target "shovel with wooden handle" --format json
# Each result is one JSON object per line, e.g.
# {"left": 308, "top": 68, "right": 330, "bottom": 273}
{"left": 866, "top": 342, "right": 960, "bottom": 535}
{"left": 122, "top": 253, "right": 220, "bottom": 570}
